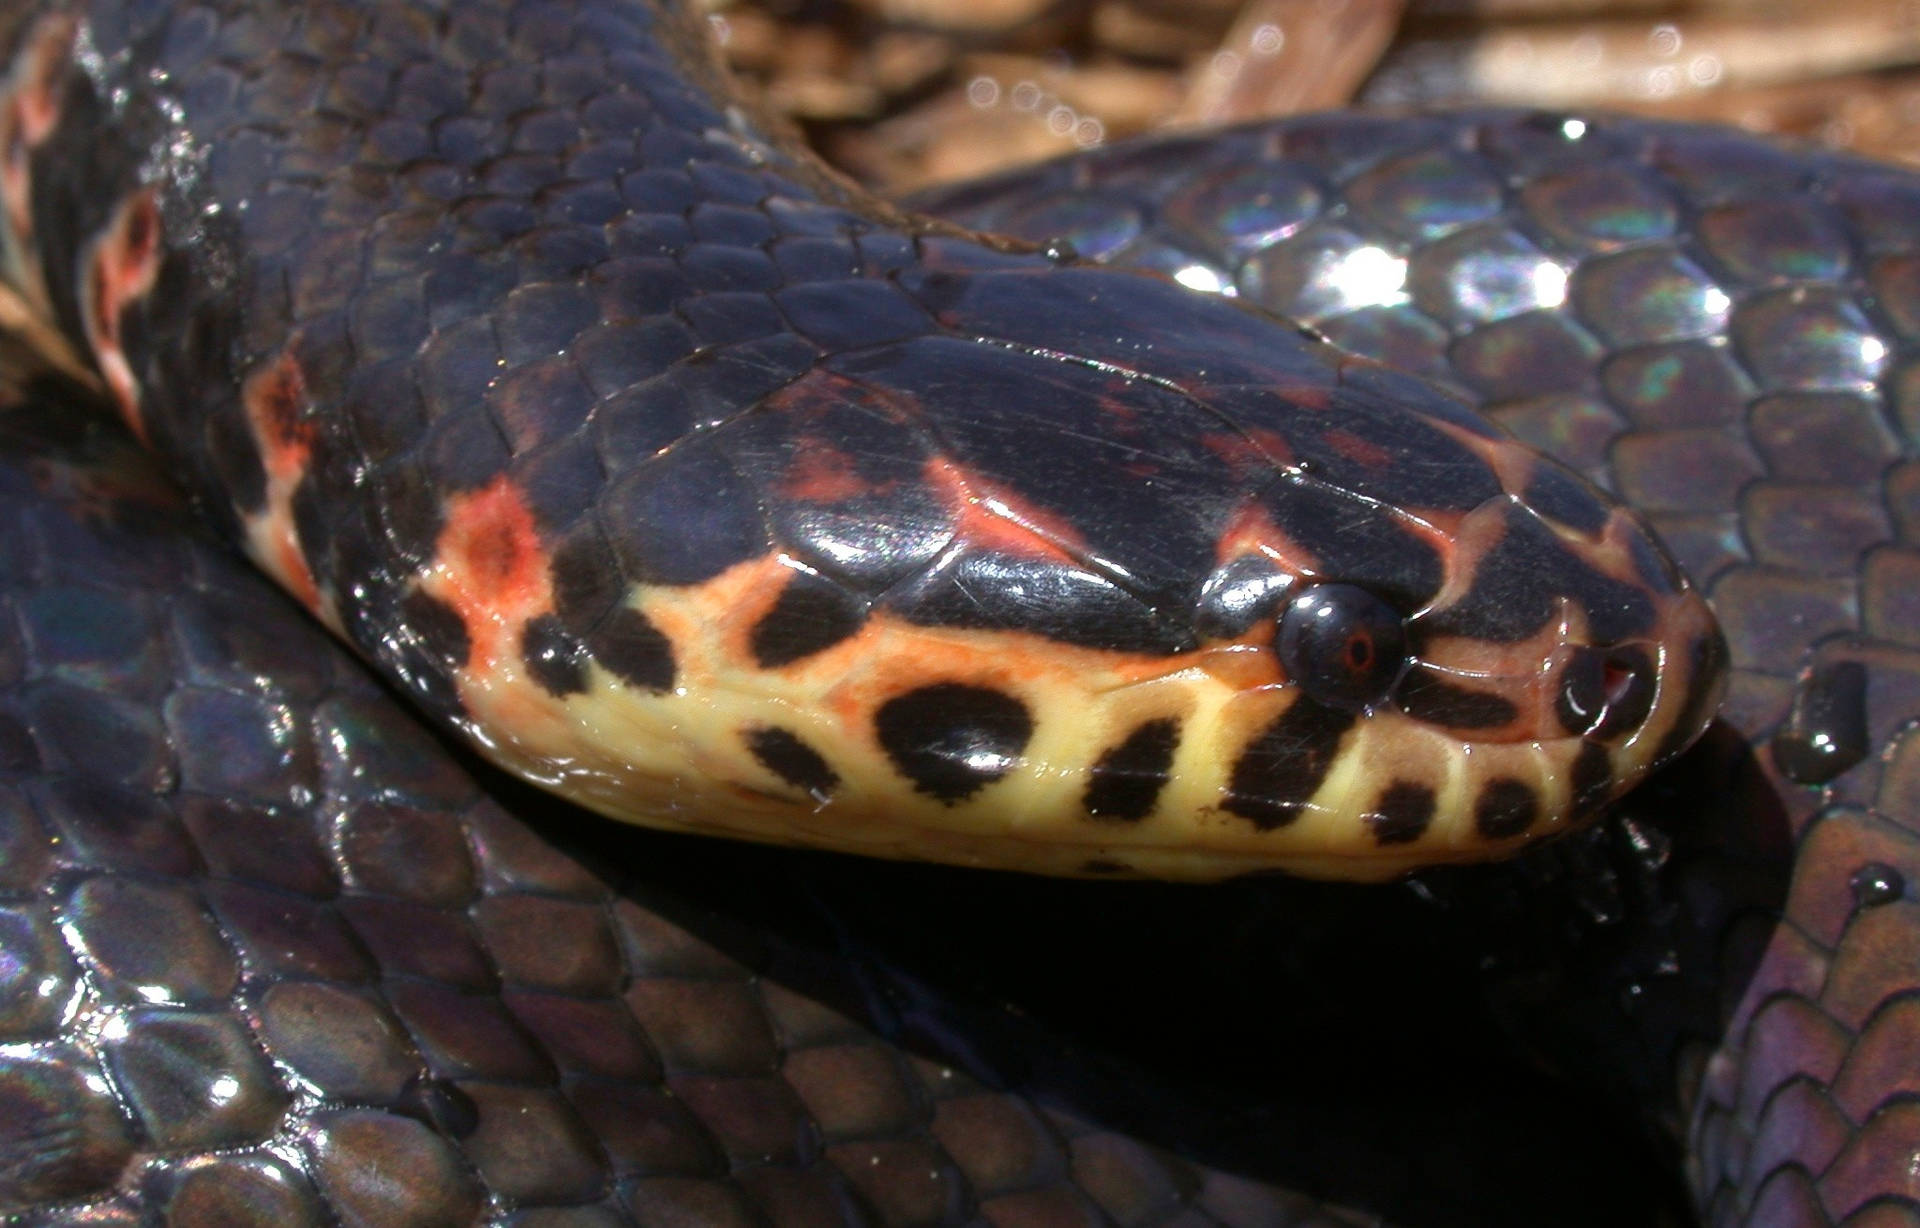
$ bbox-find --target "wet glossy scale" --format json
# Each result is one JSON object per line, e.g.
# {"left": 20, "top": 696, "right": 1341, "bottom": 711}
{"left": 0, "top": 3, "right": 1915, "bottom": 1226}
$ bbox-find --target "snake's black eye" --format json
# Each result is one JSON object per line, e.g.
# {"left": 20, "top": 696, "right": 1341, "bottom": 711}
{"left": 1276, "top": 584, "right": 1409, "bottom": 712}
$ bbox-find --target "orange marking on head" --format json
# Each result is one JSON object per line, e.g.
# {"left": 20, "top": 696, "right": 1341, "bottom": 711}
{"left": 243, "top": 353, "right": 316, "bottom": 482}
{"left": 1216, "top": 499, "right": 1318, "bottom": 578}
{"left": 1427, "top": 416, "right": 1542, "bottom": 505}
{"left": 1266, "top": 378, "right": 1335, "bottom": 412}
{"left": 272, "top": 533, "right": 323, "bottom": 612}
{"left": 12, "top": 16, "right": 74, "bottom": 145}
{"left": 924, "top": 457, "right": 1087, "bottom": 565}
{"left": 1, "top": 99, "right": 32, "bottom": 248}
{"left": 1321, "top": 427, "right": 1393, "bottom": 471}
{"left": 1195, "top": 642, "right": 1281, "bottom": 690}
{"left": 82, "top": 189, "right": 165, "bottom": 439}
{"left": 781, "top": 437, "right": 881, "bottom": 503}
{"left": 235, "top": 348, "right": 328, "bottom": 617}
{"left": 428, "top": 476, "right": 555, "bottom": 672}
{"left": 1200, "top": 427, "right": 1293, "bottom": 479}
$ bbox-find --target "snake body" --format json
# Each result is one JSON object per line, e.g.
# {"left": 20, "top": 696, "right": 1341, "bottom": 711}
{"left": 0, "top": 1, "right": 1914, "bottom": 1225}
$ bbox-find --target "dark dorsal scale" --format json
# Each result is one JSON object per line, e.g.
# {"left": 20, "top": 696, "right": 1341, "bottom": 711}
{"left": 874, "top": 683, "right": 1035, "bottom": 803}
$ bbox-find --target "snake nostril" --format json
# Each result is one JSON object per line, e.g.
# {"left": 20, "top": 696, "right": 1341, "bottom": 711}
{"left": 1557, "top": 645, "right": 1656, "bottom": 739}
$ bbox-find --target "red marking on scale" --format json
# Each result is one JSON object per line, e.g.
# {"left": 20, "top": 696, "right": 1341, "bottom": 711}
{"left": 12, "top": 16, "right": 72, "bottom": 144}
{"left": 83, "top": 189, "right": 164, "bottom": 438}
{"left": 243, "top": 352, "right": 316, "bottom": 480}
{"left": 1216, "top": 499, "right": 1318, "bottom": 579}
{"left": 1264, "top": 378, "right": 1335, "bottom": 413}
{"left": 2, "top": 17, "right": 76, "bottom": 271}
{"left": 781, "top": 437, "right": 881, "bottom": 503}
{"left": 1, "top": 100, "right": 32, "bottom": 248}
{"left": 430, "top": 476, "right": 555, "bottom": 672}
{"left": 1200, "top": 427, "right": 1293, "bottom": 480}
{"left": 239, "top": 351, "right": 322, "bottom": 613}
{"left": 1092, "top": 385, "right": 1146, "bottom": 426}
{"left": 924, "top": 457, "right": 1086, "bottom": 564}
{"left": 1320, "top": 427, "right": 1392, "bottom": 471}
{"left": 272, "top": 534, "right": 322, "bottom": 613}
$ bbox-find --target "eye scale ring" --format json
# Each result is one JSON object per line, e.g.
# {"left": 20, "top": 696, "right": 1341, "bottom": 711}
{"left": 1274, "top": 584, "right": 1410, "bottom": 713}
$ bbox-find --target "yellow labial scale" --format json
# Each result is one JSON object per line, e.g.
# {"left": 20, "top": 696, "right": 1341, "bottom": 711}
{"left": 436, "top": 541, "right": 1722, "bottom": 884}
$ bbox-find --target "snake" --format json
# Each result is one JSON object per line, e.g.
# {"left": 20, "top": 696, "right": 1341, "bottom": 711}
{"left": 0, "top": 0, "right": 1911, "bottom": 1225}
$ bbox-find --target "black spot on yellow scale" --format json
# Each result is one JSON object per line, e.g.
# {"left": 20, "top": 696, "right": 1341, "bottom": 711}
{"left": 1084, "top": 718, "right": 1180, "bottom": 821}
{"left": 1396, "top": 668, "right": 1519, "bottom": 730}
{"left": 875, "top": 683, "right": 1033, "bottom": 803}
{"left": 1223, "top": 699, "right": 1355, "bottom": 830}
{"left": 750, "top": 567, "right": 867, "bottom": 667}
{"left": 587, "top": 607, "right": 675, "bottom": 692}
{"left": 1475, "top": 778, "right": 1539, "bottom": 839}
{"left": 1570, "top": 741, "right": 1614, "bottom": 812}
{"left": 521, "top": 615, "right": 589, "bottom": 697}
{"left": 393, "top": 589, "right": 470, "bottom": 718}
{"left": 1080, "top": 859, "right": 1129, "bottom": 875}
{"left": 1367, "top": 782, "right": 1436, "bottom": 845}
{"left": 745, "top": 727, "right": 839, "bottom": 797}
{"left": 549, "top": 526, "right": 675, "bottom": 690}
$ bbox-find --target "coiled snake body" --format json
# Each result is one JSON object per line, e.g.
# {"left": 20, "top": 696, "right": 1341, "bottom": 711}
{"left": 0, "top": 2, "right": 1913, "bottom": 1225}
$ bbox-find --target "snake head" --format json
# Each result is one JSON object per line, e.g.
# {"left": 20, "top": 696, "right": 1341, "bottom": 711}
{"left": 1181, "top": 356, "right": 1730, "bottom": 880}
{"left": 417, "top": 263, "right": 1724, "bottom": 884}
